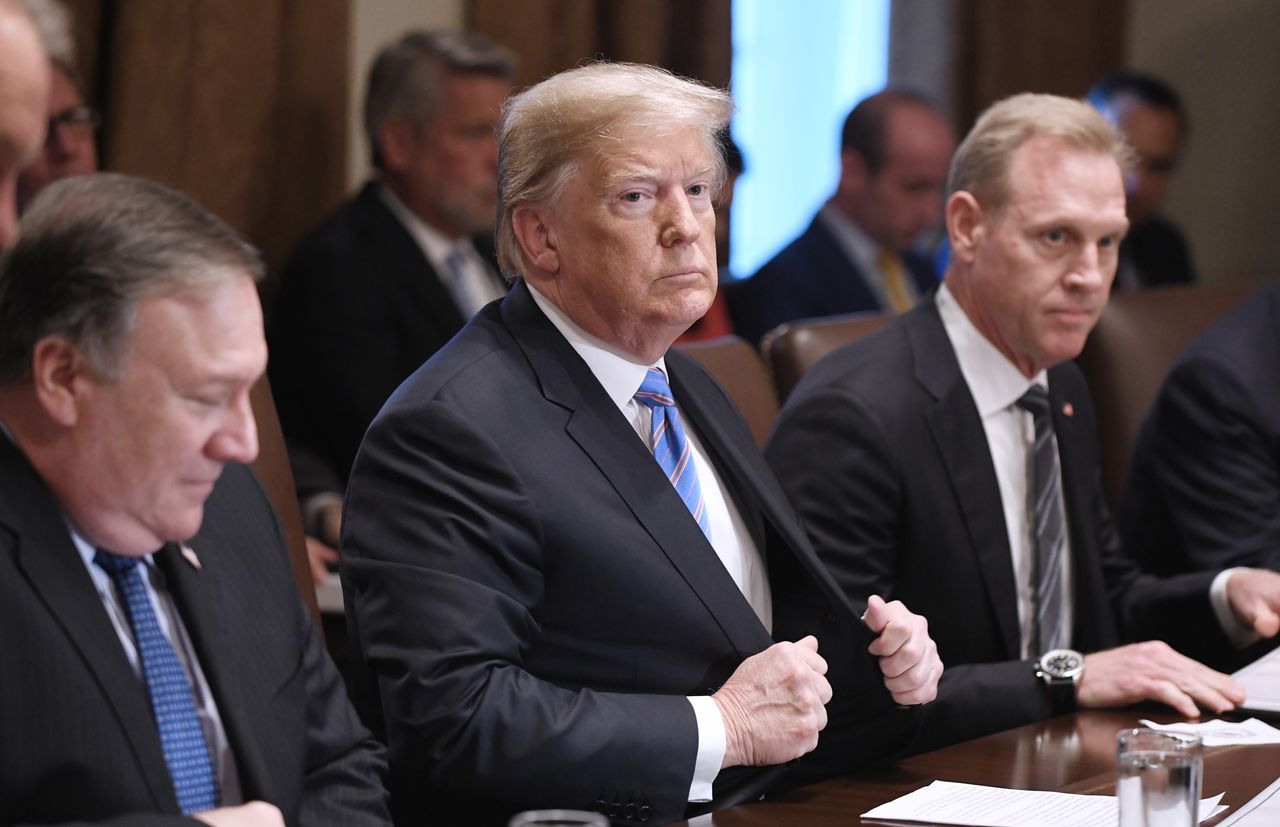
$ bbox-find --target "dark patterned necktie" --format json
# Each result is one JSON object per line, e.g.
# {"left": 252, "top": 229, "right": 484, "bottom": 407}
{"left": 1015, "top": 386, "right": 1069, "bottom": 653}
{"left": 634, "top": 367, "right": 713, "bottom": 541}
{"left": 95, "top": 550, "right": 219, "bottom": 814}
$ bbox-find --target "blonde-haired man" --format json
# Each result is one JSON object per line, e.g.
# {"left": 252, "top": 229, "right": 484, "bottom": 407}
{"left": 342, "top": 62, "right": 942, "bottom": 824}
{"left": 769, "top": 93, "right": 1280, "bottom": 752}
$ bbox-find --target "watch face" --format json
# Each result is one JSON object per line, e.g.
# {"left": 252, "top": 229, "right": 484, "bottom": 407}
{"left": 1041, "top": 649, "right": 1084, "bottom": 679}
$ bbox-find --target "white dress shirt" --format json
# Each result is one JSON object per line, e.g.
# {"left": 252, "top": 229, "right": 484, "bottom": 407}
{"left": 936, "top": 284, "right": 1251, "bottom": 655}
{"left": 528, "top": 285, "right": 771, "bottom": 802}
{"left": 818, "top": 202, "right": 921, "bottom": 310}
{"left": 379, "top": 183, "right": 505, "bottom": 318}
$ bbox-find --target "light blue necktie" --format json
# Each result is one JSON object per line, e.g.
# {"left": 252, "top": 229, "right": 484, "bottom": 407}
{"left": 634, "top": 367, "right": 713, "bottom": 541}
{"left": 95, "top": 550, "right": 220, "bottom": 814}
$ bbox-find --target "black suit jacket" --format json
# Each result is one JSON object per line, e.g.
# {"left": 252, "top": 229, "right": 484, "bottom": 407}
{"left": 340, "top": 281, "right": 915, "bottom": 825}
{"left": 267, "top": 181, "right": 507, "bottom": 497}
{"left": 726, "top": 213, "right": 938, "bottom": 345}
{"left": 1117, "top": 216, "right": 1196, "bottom": 290}
{"left": 0, "top": 440, "right": 389, "bottom": 825}
{"left": 766, "top": 297, "right": 1225, "bottom": 751}
{"left": 1122, "top": 282, "right": 1280, "bottom": 576}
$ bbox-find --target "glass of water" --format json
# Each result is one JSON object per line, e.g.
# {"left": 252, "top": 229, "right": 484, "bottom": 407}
{"left": 1116, "top": 727, "right": 1203, "bottom": 827}
{"left": 508, "top": 810, "right": 608, "bottom": 827}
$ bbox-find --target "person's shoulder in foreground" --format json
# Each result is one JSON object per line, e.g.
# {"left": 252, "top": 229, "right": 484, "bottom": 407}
{"left": 0, "top": 172, "right": 389, "bottom": 826}
{"left": 341, "top": 60, "right": 942, "bottom": 825}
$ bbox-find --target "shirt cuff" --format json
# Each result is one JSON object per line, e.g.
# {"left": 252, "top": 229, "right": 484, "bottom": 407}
{"left": 686, "top": 695, "right": 726, "bottom": 802}
{"left": 1210, "top": 568, "right": 1261, "bottom": 649}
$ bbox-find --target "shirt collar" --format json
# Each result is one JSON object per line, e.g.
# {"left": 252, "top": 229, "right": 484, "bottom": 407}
{"left": 378, "top": 182, "right": 476, "bottom": 272}
{"left": 936, "top": 281, "right": 1047, "bottom": 416}
{"left": 527, "top": 284, "right": 666, "bottom": 412}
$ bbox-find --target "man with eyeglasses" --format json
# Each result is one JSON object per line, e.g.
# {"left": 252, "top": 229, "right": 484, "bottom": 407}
{"left": 16, "top": 57, "right": 98, "bottom": 213}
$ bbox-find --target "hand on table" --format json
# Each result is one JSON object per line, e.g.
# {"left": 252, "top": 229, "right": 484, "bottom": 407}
{"left": 1078, "top": 641, "right": 1245, "bottom": 718}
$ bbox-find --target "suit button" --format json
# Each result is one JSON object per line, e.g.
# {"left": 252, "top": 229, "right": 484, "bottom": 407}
{"left": 638, "top": 804, "right": 652, "bottom": 822}
{"left": 824, "top": 610, "right": 838, "bottom": 623}
{"left": 623, "top": 803, "right": 636, "bottom": 820}
{"left": 608, "top": 802, "right": 621, "bottom": 818}
{"left": 594, "top": 799, "right": 608, "bottom": 814}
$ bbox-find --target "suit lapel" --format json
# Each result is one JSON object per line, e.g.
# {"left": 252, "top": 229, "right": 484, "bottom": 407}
{"left": 0, "top": 440, "right": 176, "bottom": 810}
{"left": 501, "top": 284, "right": 773, "bottom": 654}
{"left": 156, "top": 536, "right": 274, "bottom": 802}
{"left": 909, "top": 304, "right": 1023, "bottom": 659}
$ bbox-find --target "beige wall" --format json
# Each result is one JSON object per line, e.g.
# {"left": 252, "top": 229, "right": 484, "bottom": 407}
{"left": 1127, "top": 0, "right": 1280, "bottom": 283}
{"left": 347, "top": 0, "right": 465, "bottom": 191}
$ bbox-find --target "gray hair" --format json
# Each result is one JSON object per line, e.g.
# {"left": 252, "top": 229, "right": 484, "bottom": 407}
{"left": 363, "top": 29, "right": 516, "bottom": 169}
{"left": 496, "top": 62, "right": 734, "bottom": 280}
{"left": 948, "top": 92, "right": 1135, "bottom": 215}
{"left": 20, "top": 0, "right": 73, "bottom": 67}
{"left": 0, "top": 173, "right": 264, "bottom": 384}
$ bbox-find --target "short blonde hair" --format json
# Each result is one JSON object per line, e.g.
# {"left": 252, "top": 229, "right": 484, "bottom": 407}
{"left": 495, "top": 62, "right": 733, "bottom": 280}
{"left": 948, "top": 92, "right": 1135, "bottom": 214}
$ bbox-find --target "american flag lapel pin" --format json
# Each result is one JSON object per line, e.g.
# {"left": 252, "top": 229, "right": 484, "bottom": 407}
{"left": 180, "top": 543, "right": 202, "bottom": 570}
{"left": 1062, "top": 402, "right": 1074, "bottom": 417}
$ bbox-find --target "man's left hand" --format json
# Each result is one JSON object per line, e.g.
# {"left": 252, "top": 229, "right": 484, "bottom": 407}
{"left": 863, "top": 594, "right": 942, "bottom": 705}
{"left": 1226, "top": 569, "right": 1280, "bottom": 638}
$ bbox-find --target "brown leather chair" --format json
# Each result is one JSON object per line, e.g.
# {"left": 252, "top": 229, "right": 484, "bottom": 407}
{"left": 675, "top": 335, "right": 778, "bottom": 448}
{"left": 1077, "top": 282, "right": 1260, "bottom": 512}
{"left": 249, "top": 376, "right": 322, "bottom": 628}
{"left": 764, "top": 312, "right": 891, "bottom": 402}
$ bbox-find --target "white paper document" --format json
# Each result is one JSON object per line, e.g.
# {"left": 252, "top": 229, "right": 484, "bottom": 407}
{"left": 1138, "top": 717, "right": 1280, "bottom": 747}
{"left": 860, "top": 780, "right": 1226, "bottom": 826}
{"left": 1232, "top": 645, "right": 1280, "bottom": 713}
{"left": 1215, "top": 775, "right": 1280, "bottom": 826}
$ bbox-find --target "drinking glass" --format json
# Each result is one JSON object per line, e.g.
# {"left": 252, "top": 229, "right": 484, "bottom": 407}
{"left": 1116, "top": 727, "right": 1203, "bottom": 827}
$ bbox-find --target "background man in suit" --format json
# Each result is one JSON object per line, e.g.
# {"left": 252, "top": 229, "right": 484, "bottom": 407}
{"left": 16, "top": 57, "right": 98, "bottom": 212}
{"left": 268, "top": 29, "right": 515, "bottom": 569}
{"left": 1087, "top": 72, "right": 1196, "bottom": 289}
{"left": 0, "top": 0, "right": 49, "bottom": 247}
{"left": 1121, "top": 282, "right": 1280, "bottom": 576}
{"left": 0, "top": 174, "right": 389, "bottom": 825}
{"left": 728, "top": 90, "right": 954, "bottom": 344}
{"left": 767, "top": 93, "right": 1280, "bottom": 753}
{"left": 341, "top": 63, "right": 942, "bottom": 825}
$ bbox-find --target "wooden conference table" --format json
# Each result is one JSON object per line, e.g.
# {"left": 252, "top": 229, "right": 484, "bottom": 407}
{"left": 676, "top": 708, "right": 1280, "bottom": 825}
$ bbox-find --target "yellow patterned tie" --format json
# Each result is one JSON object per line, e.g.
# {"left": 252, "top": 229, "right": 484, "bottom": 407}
{"left": 877, "top": 247, "right": 914, "bottom": 314}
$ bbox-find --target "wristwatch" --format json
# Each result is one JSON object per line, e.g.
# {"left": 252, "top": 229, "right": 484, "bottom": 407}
{"left": 1035, "top": 648, "right": 1085, "bottom": 713}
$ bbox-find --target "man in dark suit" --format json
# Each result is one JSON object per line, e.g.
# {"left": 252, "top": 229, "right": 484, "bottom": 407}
{"left": 342, "top": 63, "right": 943, "bottom": 825}
{"left": 1087, "top": 72, "right": 1196, "bottom": 289}
{"left": 268, "top": 30, "right": 515, "bottom": 562}
{"left": 0, "top": 174, "right": 389, "bottom": 825}
{"left": 727, "top": 90, "right": 954, "bottom": 344}
{"left": 768, "top": 93, "right": 1280, "bottom": 753}
{"left": 1121, "top": 281, "right": 1280, "bottom": 576}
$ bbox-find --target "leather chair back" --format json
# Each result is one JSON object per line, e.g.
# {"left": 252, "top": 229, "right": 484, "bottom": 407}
{"left": 676, "top": 335, "right": 778, "bottom": 448}
{"left": 249, "top": 376, "right": 322, "bottom": 628}
{"left": 764, "top": 312, "right": 891, "bottom": 402}
{"left": 1077, "top": 282, "right": 1259, "bottom": 512}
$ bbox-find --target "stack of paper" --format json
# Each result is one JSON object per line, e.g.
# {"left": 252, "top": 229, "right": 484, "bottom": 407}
{"left": 1233, "top": 646, "right": 1280, "bottom": 714}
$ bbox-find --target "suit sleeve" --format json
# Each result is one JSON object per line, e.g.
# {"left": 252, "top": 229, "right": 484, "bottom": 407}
{"left": 766, "top": 385, "right": 1052, "bottom": 745}
{"left": 1132, "top": 356, "right": 1280, "bottom": 572}
{"left": 341, "top": 399, "right": 700, "bottom": 823}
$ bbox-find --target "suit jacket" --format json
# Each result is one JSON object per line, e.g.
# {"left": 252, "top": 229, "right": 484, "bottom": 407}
{"left": 1121, "top": 282, "right": 1280, "bottom": 576}
{"left": 725, "top": 214, "right": 938, "bottom": 345}
{"left": 1117, "top": 215, "right": 1196, "bottom": 290}
{"left": 267, "top": 181, "right": 507, "bottom": 497}
{"left": 340, "top": 281, "right": 916, "bottom": 825}
{"left": 766, "top": 297, "right": 1225, "bottom": 752}
{"left": 0, "top": 439, "right": 389, "bottom": 826}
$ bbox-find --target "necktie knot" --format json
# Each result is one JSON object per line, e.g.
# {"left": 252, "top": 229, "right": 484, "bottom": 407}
{"left": 94, "top": 548, "right": 141, "bottom": 577}
{"left": 634, "top": 367, "right": 675, "bottom": 409}
{"left": 1015, "top": 384, "right": 1051, "bottom": 420}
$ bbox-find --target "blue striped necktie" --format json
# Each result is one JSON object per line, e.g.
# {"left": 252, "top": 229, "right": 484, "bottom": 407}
{"left": 95, "top": 550, "right": 220, "bottom": 814}
{"left": 634, "top": 367, "right": 712, "bottom": 541}
{"left": 1015, "top": 386, "right": 1069, "bottom": 653}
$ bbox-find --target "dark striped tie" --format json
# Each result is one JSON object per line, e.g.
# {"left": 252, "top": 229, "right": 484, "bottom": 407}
{"left": 95, "top": 550, "right": 220, "bottom": 814}
{"left": 634, "top": 367, "right": 713, "bottom": 541}
{"left": 1015, "top": 386, "right": 1069, "bottom": 653}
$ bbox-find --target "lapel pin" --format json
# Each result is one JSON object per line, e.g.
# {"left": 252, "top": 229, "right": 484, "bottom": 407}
{"left": 180, "top": 543, "right": 202, "bottom": 570}
{"left": 1062, "top": 402, "right": 1074, "bottom": 418}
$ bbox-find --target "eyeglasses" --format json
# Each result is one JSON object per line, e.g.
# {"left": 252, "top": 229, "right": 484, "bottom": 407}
{"left": 47, "top": 106, "right": 100, "bottom": 145}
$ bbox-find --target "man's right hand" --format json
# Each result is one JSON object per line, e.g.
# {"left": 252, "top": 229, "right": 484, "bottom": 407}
{"left": 1078, "top": 641, "right": 1246, "bottom": 718}
{"left": 713, "top": 636, "right": 832, "bottom": 768}
{"left": 194, "top": 801, "right": 285, "bottom": 827}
